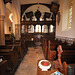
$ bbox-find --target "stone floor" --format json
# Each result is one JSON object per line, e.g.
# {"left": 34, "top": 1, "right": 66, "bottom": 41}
{"left": 14, "top": 46, "right": 45, "bottom": 75}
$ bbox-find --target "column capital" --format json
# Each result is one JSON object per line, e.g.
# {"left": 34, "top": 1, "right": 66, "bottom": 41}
{"left": 0, "top": 15, "right": 5, "bottom": 20}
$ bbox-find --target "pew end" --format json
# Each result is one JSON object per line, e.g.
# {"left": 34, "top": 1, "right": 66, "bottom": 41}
{"left": 63, "top": 61, "right": 67, "bottom": 75}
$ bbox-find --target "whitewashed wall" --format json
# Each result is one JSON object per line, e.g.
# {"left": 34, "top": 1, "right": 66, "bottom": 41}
{"left": 56, "top": 0, "right": 75, "bottom": 39}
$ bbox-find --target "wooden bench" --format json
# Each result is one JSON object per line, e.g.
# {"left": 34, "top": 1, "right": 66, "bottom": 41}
{"left": 5, "top": 41, "right": 24, "bottom": 58}
{"left": 0, "top": 60, "right": 9, "bottom": 75}
{"left": 0, "top": 45, "right": 18, "bottom": 70}
{"left": 61, "top": 50, "right": 75, "bottom": 64}
{"left": 42, "top": 39, "right": 56, "bottom": 60}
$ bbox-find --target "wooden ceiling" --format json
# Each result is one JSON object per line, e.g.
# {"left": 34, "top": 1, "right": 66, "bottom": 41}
{"left": 3, "top": 0, "right": 12, "bottom": 4}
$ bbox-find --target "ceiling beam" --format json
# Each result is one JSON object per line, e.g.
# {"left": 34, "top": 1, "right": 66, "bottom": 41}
{"left": 21, "top": 21, "right": 56, "bottom": 26}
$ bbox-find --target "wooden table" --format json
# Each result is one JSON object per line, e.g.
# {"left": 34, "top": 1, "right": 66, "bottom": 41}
{"left": 37, "top": 60, "right": 60, "bottom": 75}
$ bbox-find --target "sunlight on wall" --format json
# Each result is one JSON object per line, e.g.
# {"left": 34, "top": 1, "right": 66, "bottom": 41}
{"left": 9, "top": 13, "right": 13, "bottom": 22}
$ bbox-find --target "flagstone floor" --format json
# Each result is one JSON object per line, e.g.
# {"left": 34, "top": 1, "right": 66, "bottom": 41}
{"left": 14, "top": 46, "right": 45, "bottom": 75}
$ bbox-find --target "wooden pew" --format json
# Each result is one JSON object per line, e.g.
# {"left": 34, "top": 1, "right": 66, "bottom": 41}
{"left": 61, "top": 50, "right": 75, "bottom": 64}
{"left": 6, "top": 39, "right": 28, "bottom": 57}
{"left": 0, "top": 60, "right": 9, "bottom": 75}
{"left": 44, "top": 39, "right": 48, "bottom": 59}
{"left": 49, "top": 44, "right": 75, "bottom": 63}
{"left": 47, "top": 40, "right": 56, "bottom": 61}
{"left": 0, "top": 45, "right": 18, "bottom": 70}
{"left": 63, "top": 61, "right": 67, "bottom": 75}
{"left": 5, "top": 34, "right": 10, "bottom": 40}
{"left": 42, "top": 38, "right": 56, "bottom": 60}
{"left": 5, "top": 41, "right": 24, "bottom": 58}
{"left": 21, "top": 39, "right": 27, "bottom": 54}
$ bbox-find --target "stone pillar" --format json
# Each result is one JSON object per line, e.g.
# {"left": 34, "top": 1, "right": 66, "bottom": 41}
{"left": 0, "top": 15, "right": 5, "bottom": 45}
{"left": 15, "top": 24, "right": 20, "bottom": 40}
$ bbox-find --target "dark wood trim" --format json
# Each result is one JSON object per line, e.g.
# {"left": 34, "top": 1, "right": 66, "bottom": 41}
{"left": 21, "top": 3, "right": 37, "bottom": 17}
{"left": 3, "top": 0, "right": 12, "bottom": 4}
{"left": 21, "top": 3, "right": 51, "bottom": 18}
{"left": 21, "top": 21, "right": 56, "bottom": 26}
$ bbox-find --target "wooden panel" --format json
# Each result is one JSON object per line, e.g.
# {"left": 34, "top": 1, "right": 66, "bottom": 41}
{"left": 0, "top": 46, "right": 18, "bottom": 70}
{"left": 21, "top": 21, "right": 55, "bottom": 25}
{"left": 0, "top": 60, "right": 9, "bottom": 75}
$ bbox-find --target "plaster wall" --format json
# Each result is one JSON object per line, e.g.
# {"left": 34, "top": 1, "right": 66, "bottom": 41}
{"left": 4, "top": 15, "right": 12, "bottom": 34}
{"left": 56, "top": 0, "right": 75, "bottom": 38}
{"left": 11, "top": 0, "right": 21, "bottom": 34}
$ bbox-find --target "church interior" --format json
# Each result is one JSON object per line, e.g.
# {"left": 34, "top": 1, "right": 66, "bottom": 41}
{"left": 0, "top": 0, "right": 75, "bottom": 75}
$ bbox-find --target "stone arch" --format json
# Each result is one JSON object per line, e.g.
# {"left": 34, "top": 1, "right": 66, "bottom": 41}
{"left": 12, "top": 0, "right": 20, "bottom": 24}
{"left": 11, "top": 0, "right": 20, "bottom": 40}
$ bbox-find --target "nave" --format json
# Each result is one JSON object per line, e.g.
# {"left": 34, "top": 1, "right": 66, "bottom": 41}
{"left": 15, "top": 46, "right": 44, "bottom": 75}
{"left": 0, "top": 0, "right": 75, "bottom": 75}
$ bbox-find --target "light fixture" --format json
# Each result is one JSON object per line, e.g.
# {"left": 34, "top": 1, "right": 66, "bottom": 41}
{"left": 40, "top": 18, "right": 42, "bottom": 21}
{"left": 9, "top": 13, "right": 13, "bottom": 22}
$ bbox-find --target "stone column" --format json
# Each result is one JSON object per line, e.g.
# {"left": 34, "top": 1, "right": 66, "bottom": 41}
{"left": 0, "top": 15, "right": 5, "bottom": 45}
{"left": 15, "top": 24, "right": 20, "bottom": 40}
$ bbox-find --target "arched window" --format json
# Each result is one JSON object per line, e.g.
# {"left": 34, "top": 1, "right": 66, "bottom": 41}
{"left": 62, "top": 0, "right": 73, "bottom": 31}
{"left": 49, "top": 25, "right": 54, "bottom": 32}
{"left": 36, "top": 25, "right": 41, "bottom": 33}
{"left": 68, "top": 0, "right": 73, "bottom": 29}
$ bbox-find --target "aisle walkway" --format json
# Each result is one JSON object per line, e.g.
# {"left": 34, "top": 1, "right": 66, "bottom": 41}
{"left": 14, "top": 46, "right": 45, "bottom": 75}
